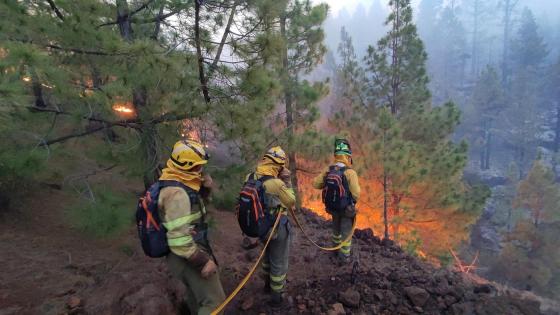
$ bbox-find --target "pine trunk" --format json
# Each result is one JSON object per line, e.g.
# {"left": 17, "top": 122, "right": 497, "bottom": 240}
{"left": 280, "top": 14, "right": 300, "bottom": 205}
{"left": 383, "top": 173, "right": 389, "bottom": 240}
{"left": 555, "top": 102, "right": 560, "bottom": 153}
{"left": 502, "top": 0, "right": 513, "bottom": 87}
{"left": 485, "top": 128, "right": 491, "bottom": 170}
{"left": 470, "top": 0, "right": 479, "bottom": 76}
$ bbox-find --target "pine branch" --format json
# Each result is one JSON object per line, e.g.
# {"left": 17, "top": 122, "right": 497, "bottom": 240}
{"left": 208, "top": 1, "right": 237, "bottom": 78}
{"left": 36, "top": 110, "right": 188, "bottom": 146}
{"left": 26, "top": 106, "right": 137, "bottom": 128}
{"left": 46, "top": 44, "right": 125, "bottom": 56}
{"left": 97, "top": 7, "right": 180, "bottom": 28}
{"left": 194, "top": 0, "right": 211, "bottom": 103}
{"left": 133, "top": 9, "right": 181, "bottom": 24}
{"left": 45, "top": 0, "right": 65, "bottom": 21}
{"left": 41, "top": 125, "right": 108, "bottom": 146}
{"left": 129, "top": 0, "right": 156, "bottom": 17}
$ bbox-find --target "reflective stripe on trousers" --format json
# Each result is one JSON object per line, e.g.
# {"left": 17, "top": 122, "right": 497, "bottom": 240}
{"left": 331, "top": 211, "right": 353, "bottom": 257}
{"left": 262, "top": 216, "right": 290, "bottom": 293}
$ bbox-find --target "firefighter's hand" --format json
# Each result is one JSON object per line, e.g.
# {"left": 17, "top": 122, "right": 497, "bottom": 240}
{"left": 279, "top": 168, "right": 292, "bottom": 188}
{"left": 200, "top": 259, "right": 218, "bottom": 279}
{"left": 200, "top": 173, "right": 213, "bottom": 200}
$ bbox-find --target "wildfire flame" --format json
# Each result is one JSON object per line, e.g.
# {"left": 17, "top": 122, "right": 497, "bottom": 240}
{"left": 112, "top": 102, "right": 136, "bottom": 117}
{"left": 297, "top": 153, "right": 469, "bottom": 261}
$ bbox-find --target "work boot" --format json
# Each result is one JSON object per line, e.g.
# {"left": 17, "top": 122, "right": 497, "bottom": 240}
{"left": 263, "top": 278, "right": 271, "bottom": 294}
{"left": 269, "top": 291, "right": 283, "bottom": 308}
{"left": 337, "top": 252, "right": 352, "bottom": 265}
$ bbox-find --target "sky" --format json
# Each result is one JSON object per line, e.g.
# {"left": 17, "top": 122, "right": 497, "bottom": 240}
{"left": 312, "top": 0, "right": 421, "bottom": 17}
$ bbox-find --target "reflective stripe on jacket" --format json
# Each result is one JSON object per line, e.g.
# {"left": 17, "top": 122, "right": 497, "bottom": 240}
{"left": 158, "top": 186, "right": 202, "bottom": 259}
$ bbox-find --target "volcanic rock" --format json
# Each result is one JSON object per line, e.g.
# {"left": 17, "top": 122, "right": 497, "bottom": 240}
{"left": 240, "top": 296, "right": 254, "bottom": 311}
{"left": 404, "top": 286, "right": 430, "bottom": 307}
{"left": 339, "top": 287, "right": 360, "bottom": 308}
{"left": 327, "top": 303, "right": 346, "bottom": 315}
{"left": 474, "top": 283, "right": 495, "bottom": 294}
{"left": 67, "top": 296, "right": 82, "bottom": 309}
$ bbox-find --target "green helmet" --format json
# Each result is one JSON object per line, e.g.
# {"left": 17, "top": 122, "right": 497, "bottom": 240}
{"left": 334, "top": 138, "right": 352, "bottom": 155}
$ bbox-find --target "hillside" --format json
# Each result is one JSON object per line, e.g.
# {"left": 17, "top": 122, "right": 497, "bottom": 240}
{"left": 1, "top": 185, "right": 558, "bottom": 315}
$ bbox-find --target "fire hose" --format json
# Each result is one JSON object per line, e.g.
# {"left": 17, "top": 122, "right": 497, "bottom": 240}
{"left": 289, "top": 207, "right": 356, "bottom": 251}
{"left": 210, "top": 212, "right": 282, "bottom": 315}
{"left": 211, "top": 208, "right": 356, "bottom": 314}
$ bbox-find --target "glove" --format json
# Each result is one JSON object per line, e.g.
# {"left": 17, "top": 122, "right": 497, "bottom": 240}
{"left": 200, "top": 173, "right": 213, "bottom": 200}
{"left": 200, "top": 259, "right": 218, "bottom": 279}
{"left": 279, "top": 168, "right": 292, "bottom": 188}
{"left": 344, "top": 204, "right": 357, "bottom": 218}
{"left": 187, "top": 249, "right": 211, "bottom": 272}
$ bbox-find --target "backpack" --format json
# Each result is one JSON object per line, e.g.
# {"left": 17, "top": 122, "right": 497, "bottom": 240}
{"left": 322, "top": 165, "right": 353, "bottom": 213}
{"left": 136, "top": 180, "right": 202, "bottom": 258}
{"left": 236, "top": 174, "right": 274, "bottom": 238}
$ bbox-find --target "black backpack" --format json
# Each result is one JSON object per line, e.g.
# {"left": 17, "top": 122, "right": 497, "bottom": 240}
{"left": 136, "top": 180, "right": 202, "bottom": 258}
{"left": 236, "top": 174, "right": 274, "bottom": 238}
{"left": 322, "top": 165, "right": 353, "bottom": 213}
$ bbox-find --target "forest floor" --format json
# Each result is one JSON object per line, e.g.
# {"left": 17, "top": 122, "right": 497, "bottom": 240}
{"left": 1, "top": 184, "right": 559, "bottom": 315}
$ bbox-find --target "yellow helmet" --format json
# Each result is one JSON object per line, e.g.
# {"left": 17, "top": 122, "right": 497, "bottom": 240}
{"left": 169, "top": 140, "right": 209, "bottom": 171}
{"left": 264, "top": 146, "right": 287, "bottom": 166}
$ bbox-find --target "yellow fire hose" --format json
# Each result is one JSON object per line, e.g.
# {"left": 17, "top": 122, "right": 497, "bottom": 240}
{"left": 289, "top": 207, "right": 356, "bottom": 251}
{"left": 211, "top": 208, "right": 356, "bottom": 314}
{"left": 210, "top": 212, "right": 282, "bottom": 315}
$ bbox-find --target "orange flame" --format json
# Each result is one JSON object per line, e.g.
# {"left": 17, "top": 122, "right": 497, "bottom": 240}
{"left": 112, "top": 102, "right": 136, "bottom": 117}
{"left": 297, "top": 154, "right": 471, "bottom": 260}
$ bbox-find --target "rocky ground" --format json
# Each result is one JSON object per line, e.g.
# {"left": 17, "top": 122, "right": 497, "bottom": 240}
{"left": 1, "top": 186, "right": 558, "bottom": 315}
{"left": 231, "top": 210, "right": 559, "bottom": 315}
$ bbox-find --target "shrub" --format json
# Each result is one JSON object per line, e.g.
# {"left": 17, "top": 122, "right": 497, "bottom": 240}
{"left": 69, "top": 188, "right": 134, "bottom": 237}
{"left": 208, "top": 164, "right": 249, "bottom": 211}
{"left": 0, "top": 147, "right": 44, "bottom": 210}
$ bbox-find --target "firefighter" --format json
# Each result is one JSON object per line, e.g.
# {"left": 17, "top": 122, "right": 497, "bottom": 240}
{"left": 158, "top": 140, "right": 225, "bottom": 315}
{"left": 248, "top": 146, "right": 296, "bottom": 306}
{"left": 312, "top": 138, "right": 361, "bottom": 261}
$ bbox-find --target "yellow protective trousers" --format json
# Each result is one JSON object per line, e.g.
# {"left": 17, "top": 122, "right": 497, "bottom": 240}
{"left": 331, "top": 211, "right": 353, "bottom": 257}
{"left": 261, "top": 216, "right": 291, "bottom": 293}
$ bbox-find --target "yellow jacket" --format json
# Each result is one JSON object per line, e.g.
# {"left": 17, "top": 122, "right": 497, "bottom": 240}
{"left": 158, "top": 186, "right": 203, "bottom": 259}
{"left": 157, "top": 157, "right": 211, "bottom": 260}
{"left": 246, "top": 157, "right": 296, "bottom": 211}
{"left": 312, "top": 155, "right": 361, "bottom": 202}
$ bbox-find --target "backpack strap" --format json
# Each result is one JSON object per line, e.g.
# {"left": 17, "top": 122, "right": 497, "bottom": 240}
{"left": 327, "top": 165, "right": 354, "bottom": 204}
{"left": 258, "top": 175, "right": 274, "bottom": 183}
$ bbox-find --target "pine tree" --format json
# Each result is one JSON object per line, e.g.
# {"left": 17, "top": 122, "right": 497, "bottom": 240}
{"left": 493, "top": 219, "right": 560, "bottom": 299}
{"left": 513, "top": 160, "right": 560, "bottom": 227}
{"left": 549, "top": 56, "right": 560, "bottom": 154}
{"left": 466, "top": 0, "right": 493, "bottom": 77}
{"left": 470, "top": 66, "right": 505, "bottom": 170}
{"left": 0, "top": 1, "right": 293, "bottom": 194}
{"left": 363, "top": 0, "right": 430, "bottom": 115}
{"left": 336, "top": 26, "right": 365, "bottom": 105}
{"left": 500, "top": 0, "right": 519, "bottom": 87}
{"left": 278, "top": 0, "right": 328, "bottom": 201}
{"left": 504, "top": 8, "right": 548, "bottom": 178}
{"left": 432, "top": 4, "right": 467, "bottom": 102}
{"left": 334, "top": 0, "right": 484, "bottom": 253}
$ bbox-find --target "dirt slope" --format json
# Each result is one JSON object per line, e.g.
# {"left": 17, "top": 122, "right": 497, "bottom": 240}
{"left": 1, "top": 186, "right": 558, "bottom": 315}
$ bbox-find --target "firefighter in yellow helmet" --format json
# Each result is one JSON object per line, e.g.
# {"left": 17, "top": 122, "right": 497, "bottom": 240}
{"left": 245, "top": 146, "right": 296, "bottom": 306}
{"left": 158, "top": 140, "right": 225, "bottom": 314}
{"left": 312, "top": 138, "right": 360, "bottom": 262}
